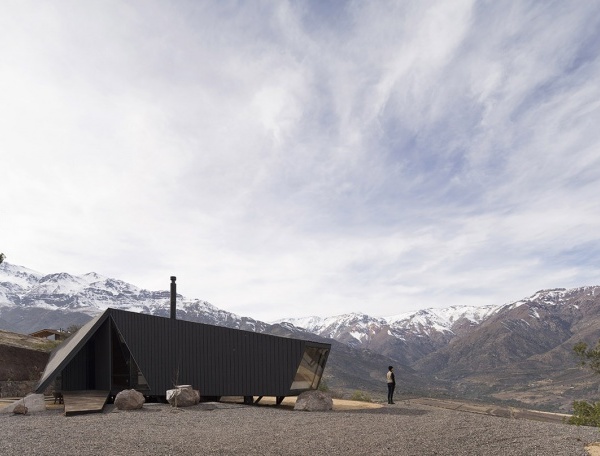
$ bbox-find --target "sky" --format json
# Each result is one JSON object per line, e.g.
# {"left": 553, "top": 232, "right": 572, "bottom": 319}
{"left": 1, "top": 1, "right": 600, "bottom": 322}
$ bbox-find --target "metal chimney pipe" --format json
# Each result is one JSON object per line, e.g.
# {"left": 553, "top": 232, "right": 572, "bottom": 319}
{"left": 170, "top": 276, "right": 177, "bottom": 319}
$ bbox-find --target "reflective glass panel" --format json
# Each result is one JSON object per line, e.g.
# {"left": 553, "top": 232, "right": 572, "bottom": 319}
{"left": 291, "top": 346, "right": 329, "bottom": 391}
{"left": 111, "top": 324, "right": 149, "bottom": 391}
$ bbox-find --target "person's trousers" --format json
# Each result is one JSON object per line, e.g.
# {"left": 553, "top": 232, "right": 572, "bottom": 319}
{"left": 387, "top": 383, "right": 395, "bottom": 403}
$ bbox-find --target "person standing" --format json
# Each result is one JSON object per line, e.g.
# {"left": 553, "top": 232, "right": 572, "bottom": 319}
{"left": 386, "top": 365, "right": 396, "bottom": 404}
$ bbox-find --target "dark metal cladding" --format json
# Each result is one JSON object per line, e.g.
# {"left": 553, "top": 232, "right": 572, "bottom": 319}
{"left": 36, "top": 308, "right": 331, "bottom": 399}
{"left": 170, "top": 276, "right": 177, "bottom": 320}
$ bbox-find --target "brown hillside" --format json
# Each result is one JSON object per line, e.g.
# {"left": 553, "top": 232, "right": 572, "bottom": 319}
{"left": 0, "top": 330, "right": 54, "bottom": 383}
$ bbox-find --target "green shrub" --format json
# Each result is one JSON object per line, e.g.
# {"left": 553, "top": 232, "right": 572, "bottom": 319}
{"left": 328, "top": 389, "right": 345, "bottom": 400}
{"left": 568, "top": 401, "right": 600, "bottom": 427}
{"left": 350, "top": 390, "right": 372, "bottom": 402}
{"left": 38, "top": 339, "right": 62, "bottom": 351}
{"left": 318, "top": 379, "right": 329, "bottom": 392}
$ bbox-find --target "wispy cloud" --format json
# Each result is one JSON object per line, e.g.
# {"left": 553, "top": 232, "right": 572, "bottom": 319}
{"left": 1, "top": 1, "right": 600, "bottom": 321}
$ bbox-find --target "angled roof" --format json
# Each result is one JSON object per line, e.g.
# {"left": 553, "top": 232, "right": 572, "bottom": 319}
{"left": 36, "top": 310, "right": 110, "bottom": 393}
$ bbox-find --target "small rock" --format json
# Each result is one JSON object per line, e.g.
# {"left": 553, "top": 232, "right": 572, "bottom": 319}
{"left": 13, "top": 403, "right": 28, "bottom": 415}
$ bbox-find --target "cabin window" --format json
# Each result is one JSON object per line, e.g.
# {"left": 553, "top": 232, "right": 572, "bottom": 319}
{"left": 290, "top": 346, "right": 329, "bottom": 390}
{"left": 111, "top": 324, "right": 149, "bottom": 391}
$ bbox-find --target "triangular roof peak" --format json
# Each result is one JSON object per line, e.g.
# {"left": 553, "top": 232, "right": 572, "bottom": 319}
{"left": 35, "top": 309, "right": 111, "bottom": 393}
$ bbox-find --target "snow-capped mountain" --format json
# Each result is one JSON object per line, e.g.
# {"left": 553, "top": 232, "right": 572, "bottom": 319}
{"left": 274, "top": 304, "right": 503, "bottom": 364}
{"left": 4, "top": 260, "right": 597, "bottom": 369}
{"left": 412, "top": 286, "right": 600, "bottom": 385}
{"left": 386, "top": 304, "right": 501, "bottom": 333}
{"left": 276, "top": 287, "right": 600, "bottom": 370}
{"left": 0, "top": 262, "right": 265, "bottom": 333}
{"left": 281, "top": 304, "right": 501, "bottom": 342}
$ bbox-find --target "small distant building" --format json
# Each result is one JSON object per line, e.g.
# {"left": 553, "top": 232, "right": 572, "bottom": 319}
{"left": 35, "top": 307, "right": 331, "bottom": 402}
{"left": 29, "top": 329, "right": 68, "bottom": 341}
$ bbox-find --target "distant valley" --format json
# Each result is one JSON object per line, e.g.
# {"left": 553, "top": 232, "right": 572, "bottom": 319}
{"left": 1, "top": 262, "right": 599, "bottom": 412}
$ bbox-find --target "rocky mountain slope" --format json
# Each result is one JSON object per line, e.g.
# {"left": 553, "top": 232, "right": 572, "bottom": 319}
{"left": 415, "top": 287, "right": 600, "bottom": 411}
{"left": 277, "top": 304, "right": 501, "bottom": 365}
{"left": 414, "top": 287, "right": 600, "bottom": 375}
{"left": 279, "top": 287, "right": 600, "bottom": 411}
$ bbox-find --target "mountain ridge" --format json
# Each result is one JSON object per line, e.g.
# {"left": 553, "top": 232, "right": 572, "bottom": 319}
{"left": 2, "top": 261, "right": 599, "bottom": 412}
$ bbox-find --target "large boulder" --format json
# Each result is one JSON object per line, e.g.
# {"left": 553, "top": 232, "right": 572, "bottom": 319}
{"left": 294, "top": 390, "right": 333, "bottom": 411}
{"left": 166, "top": 385, "right": 200, "bottom": 407}
{"left": 1, "top": 393, "right": 46, "bottom": 414}
{"left": 114, "top": 389, "right": 145, "bottom": 410}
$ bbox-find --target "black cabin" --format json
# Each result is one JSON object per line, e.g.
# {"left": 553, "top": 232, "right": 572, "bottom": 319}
{"left": 35, "top": 308, "right": 331, "bottom": 401}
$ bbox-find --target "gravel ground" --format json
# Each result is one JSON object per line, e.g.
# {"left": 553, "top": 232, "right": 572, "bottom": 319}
{"left": 0, "top": 402, "right": 598, "bottom": 456}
